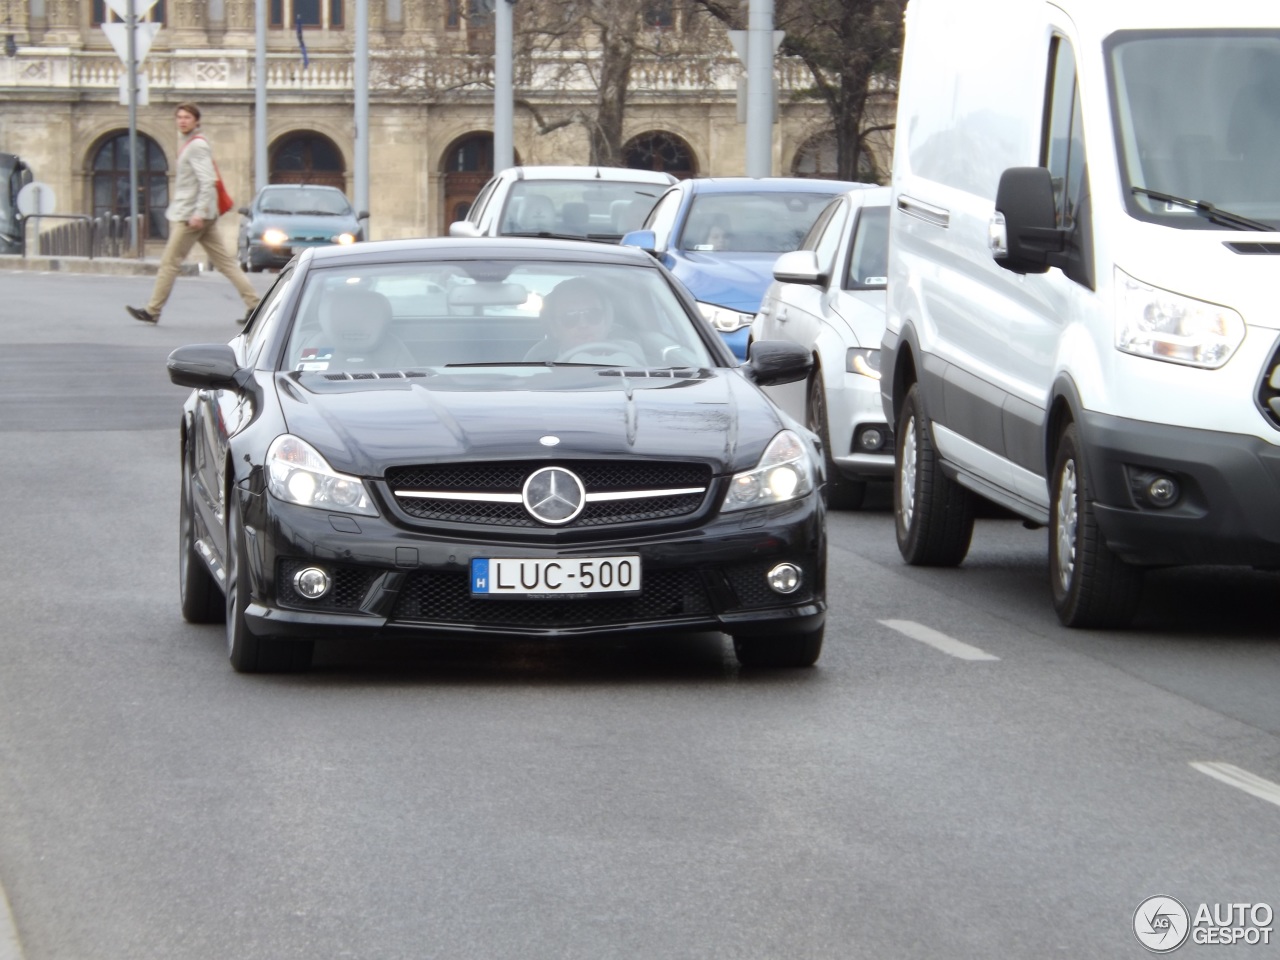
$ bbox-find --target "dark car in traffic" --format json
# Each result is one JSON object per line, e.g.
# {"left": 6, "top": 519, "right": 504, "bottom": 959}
{"left": 236, "top": 183, "right": 367, "bottom": 272}
{"left": 168, "top": 237, "right": 827, "bottom": 673}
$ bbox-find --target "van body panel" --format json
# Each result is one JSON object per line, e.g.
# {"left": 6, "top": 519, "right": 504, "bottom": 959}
{"left": 887, "top": 0, "right": 1280, "bottom": 585}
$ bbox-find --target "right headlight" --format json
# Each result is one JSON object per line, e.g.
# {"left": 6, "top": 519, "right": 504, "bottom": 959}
{"left": 721, "top": 430, "right": 815, "bottom": 513}
{"left": 266, "top": 435, "right": 378, "bottom": 516}
{"left": 261, "top": 227, "right": 289, "bottom": 247}
{"left": 1115, "top": 268, "right": 1244, "bottom": 369}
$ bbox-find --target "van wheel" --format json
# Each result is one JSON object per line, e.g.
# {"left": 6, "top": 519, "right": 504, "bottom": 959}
{"left": 1050, "top": 423, "right": 1143, "bottom": 628}
{"left": 807, "top": 372, "right": 866, "bottom": 510}
{"left": 894, "top": 383, "right": 974, "bottom": 565}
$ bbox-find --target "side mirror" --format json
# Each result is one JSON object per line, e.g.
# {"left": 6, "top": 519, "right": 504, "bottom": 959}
{"left": 745, "top": 339, "right": 812, "bottom": 387}
{"left": 167, "top": 344, "right": 250, "bottom": 391}
{"left": 772, "top": 249, "right": 825, "bottom": 285}
{"left": 237, "top": 206, "right": 250, "bottom": 216}
{"left": 991, "top": 166, "right": 1068, "bottom": 274}
{"left": 449, "top": 221, "right": 482, "bottom": 238}
{"left": 357, "top": 210, "right": 370, "bottom": 220}
{"left": 620, "top": 229, "right": 657, "bottom": 253}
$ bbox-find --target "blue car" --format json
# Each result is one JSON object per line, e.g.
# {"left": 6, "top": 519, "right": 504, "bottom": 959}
{"left": 622, "top": 177, "right": 870, "bottom": 359}
{"left": 236, "top": 184, "right": 368, "bottom": 273}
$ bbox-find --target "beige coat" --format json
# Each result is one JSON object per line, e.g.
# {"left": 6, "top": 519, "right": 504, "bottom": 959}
{"left": 167, "top": 129, "right": 219, "bottom": 222}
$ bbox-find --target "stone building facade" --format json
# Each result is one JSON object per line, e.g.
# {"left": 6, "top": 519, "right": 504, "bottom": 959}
{"left": 0, "top": 1, "right": 889, "bottom": 250}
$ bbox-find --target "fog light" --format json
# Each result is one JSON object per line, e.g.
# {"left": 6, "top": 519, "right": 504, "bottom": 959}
{"left": 1147, "top": 476, "right": 1179, "bottom": 506}
{"left": 766, "top": 563, "right": 802, "bottom": 594}
{"left": 293, "top": 566, "right": 331, "bottom": 599}
{"left": 859, "top": 427, "right": 885, "bottom": 451}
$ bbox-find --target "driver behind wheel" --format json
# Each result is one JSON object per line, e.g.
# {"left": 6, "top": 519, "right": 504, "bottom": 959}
{"left": 525, "top": 277, "right": 644, "bottom": 364}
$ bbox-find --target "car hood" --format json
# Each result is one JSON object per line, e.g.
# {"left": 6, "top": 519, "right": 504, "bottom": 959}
{"left": 667, "top": 252, "right": 778, "bottom": 313}
{"left": 272, "top": 366, "right": 789, "bottom": 477}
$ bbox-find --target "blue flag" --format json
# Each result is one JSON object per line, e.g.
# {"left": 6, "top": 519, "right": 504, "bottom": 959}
{"left": 295, "top": 15, "right": 309, "bottom": 69}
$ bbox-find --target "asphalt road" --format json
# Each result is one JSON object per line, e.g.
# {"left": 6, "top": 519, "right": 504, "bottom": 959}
{"left": 0, "top": 268, "right": 1277, "bottom": 959}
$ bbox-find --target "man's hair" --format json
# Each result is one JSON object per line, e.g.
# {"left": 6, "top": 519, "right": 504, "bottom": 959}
{"left": 174, "top": 101, "right": 201, "bottom": 121}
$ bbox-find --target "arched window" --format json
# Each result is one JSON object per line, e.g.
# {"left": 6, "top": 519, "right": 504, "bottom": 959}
{"left": 441, "top": 133, "right": 495, "bottom": 235}
{"left": 623, "top": 132, "right": 696, "bottom": 179}
{"left": 270, "top": 133, "right": 346, "bottom": 190}
{"left": 91, "top": 132, "right": 169, "bottom": 240}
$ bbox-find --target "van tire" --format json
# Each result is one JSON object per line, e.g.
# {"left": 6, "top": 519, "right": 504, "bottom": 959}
{"left": 1050, "top": 423, "right": 1143, "bottom": 628}
{"left": 894, "top": 383, "right": 974, "bottom": 566}
{"left": 807, "top": 372, "right": 867, "bottom": 510}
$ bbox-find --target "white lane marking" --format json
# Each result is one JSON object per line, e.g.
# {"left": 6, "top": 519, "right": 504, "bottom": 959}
{"left": 1191, "top": 762, "right": 1280, "bottom": 809}
{"left": 878, "top": 619, "right": 1000, "bottom": 661}
{"left": 0, "top": 879, "right": 24, "bottom": 960}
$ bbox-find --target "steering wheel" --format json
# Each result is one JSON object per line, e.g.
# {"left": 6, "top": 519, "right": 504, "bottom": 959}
{"left": 559, "top": 340, "right": 646, "bottom": 365}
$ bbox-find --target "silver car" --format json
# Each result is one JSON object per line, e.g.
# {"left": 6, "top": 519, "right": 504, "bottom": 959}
{"left": 751, "top": 186, "right": 892, "bottom": 509}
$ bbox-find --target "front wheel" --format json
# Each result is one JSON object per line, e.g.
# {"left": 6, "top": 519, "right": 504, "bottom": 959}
{"left": 225, "top": 497, "right": 313, "bottom": 673}
{"left": 732, "top": 627, "right": 824, "bottom": 668}
{"left": 807, "top": 372, "right": 867, "bottom": 510}
{"left": 1050, "top": 423, "right": 1143, "bottom": 628}
{"left": 894, "top": 383, "right": 974, "bottom": 566}
{"left": 179, "top": 453, "right": 223, "bottom": 624}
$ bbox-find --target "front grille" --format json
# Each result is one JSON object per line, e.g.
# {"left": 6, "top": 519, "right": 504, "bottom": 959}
{"left": 390, "top": 568, "right": 712, "bottom": 628}
{"left": 385, "top": 459, "right": 712, "bottom": 528}
{"left": 1258, "top": 343, "right": 1280, "bottom": 429}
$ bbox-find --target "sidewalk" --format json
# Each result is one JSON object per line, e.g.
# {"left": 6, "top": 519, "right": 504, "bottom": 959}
{"left": 0, "top": 253, "right": 199, "bottom": 276}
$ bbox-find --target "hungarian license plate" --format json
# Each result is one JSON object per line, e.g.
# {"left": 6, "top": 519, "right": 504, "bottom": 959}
{"left": 470, "top": 556, "right": 641, "bottom": 598}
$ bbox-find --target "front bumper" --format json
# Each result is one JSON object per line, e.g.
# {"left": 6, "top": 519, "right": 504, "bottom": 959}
{"left": 237, "top": 488, "right": 826, "bottom": 642}
{"left": 1083, "top": 409, "right": 1280, "bottom": 567}
{"left": 827, "top": 371, "right": 894, "bottom": 480}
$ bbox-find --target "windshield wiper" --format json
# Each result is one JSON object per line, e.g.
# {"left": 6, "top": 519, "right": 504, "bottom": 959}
{"left": 294, "top": 209, "right": 339, "bottom": 216}
{"left": 1131, "top": 186, "right": 1272, "bottom": 232}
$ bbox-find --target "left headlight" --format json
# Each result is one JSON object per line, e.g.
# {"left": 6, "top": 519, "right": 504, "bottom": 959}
{"left": 698, "top": 302, "right": 754, "bottom": 333}
{"left": 266, "top": 435, "right": 378, "bottom": 516}
{"left": 722, "top": 430, "right": 816, "bottom": 513}
{"left": 261, "top": 227, "right": 289, "bottom": 247}
{"left": 334, "top": 232, "right": 357, "bottom": 245}
{"left": 1115, "top": 267, "right": 1244, "bottom": 369}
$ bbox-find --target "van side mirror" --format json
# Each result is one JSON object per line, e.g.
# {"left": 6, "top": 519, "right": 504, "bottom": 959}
{"left": 991, "top": 166, "right": 1068, "bottom": 274}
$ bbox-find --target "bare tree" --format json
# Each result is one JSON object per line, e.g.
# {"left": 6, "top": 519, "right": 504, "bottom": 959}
{"left": 377, "top": 0, "right": 727, "bottom": 166}
{"left": 691, "top": 0, "right": 905, "bottom": 181}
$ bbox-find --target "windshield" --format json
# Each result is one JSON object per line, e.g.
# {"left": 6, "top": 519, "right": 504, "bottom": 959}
{"left": 678, "top": 191, "right": 842, "bottom": 253}
{"left": 258, "top": 188, "right": 353, "bottom": 216}
{"left": 499, "top": 180, "right": 665, "bottom": 239}
{"left": 1108, "top": 29, "right": 1280, "bottom": 229}
{"left": 282, "top": 258, "right": 717, "bottom": 375}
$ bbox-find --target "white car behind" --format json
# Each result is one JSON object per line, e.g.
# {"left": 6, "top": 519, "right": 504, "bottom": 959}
{"left": 751, "top": 186, "right": 893, "bottom": 509}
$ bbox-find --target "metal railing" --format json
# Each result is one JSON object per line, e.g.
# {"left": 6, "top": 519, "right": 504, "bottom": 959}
{"left": 29, "top": 213, "right": 145, "bottom": 259}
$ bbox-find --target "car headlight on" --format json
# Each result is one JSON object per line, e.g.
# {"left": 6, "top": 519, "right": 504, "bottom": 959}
{"left": 698, "top": 302, "right": 754, "bottom": 333}
{"left": 722, "top": 430, "right": 815, "bottom": 512}
{"left": 266, "top": 435, "right": 378, "bottom": 516}
{"left": 261, "top": 227, "right": 289, "bottom": 247}
{"left": 333, "top": 232, "right": 357, "bottom": 245}
{"left": 1115, "top": 268, "right": 1244, "bottom": 369}
{"left": 847, "top": 348, "right": 881, "bottom": 380}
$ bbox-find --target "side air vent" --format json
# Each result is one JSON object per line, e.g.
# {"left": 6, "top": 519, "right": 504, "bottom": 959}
{"left": 1225, "top": 242, "right": 1280, "bottom": 255}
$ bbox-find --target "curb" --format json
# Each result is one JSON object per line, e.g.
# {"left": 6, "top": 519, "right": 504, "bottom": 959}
{"left": 0, "top": 254, "right": 199, "bottom": 277}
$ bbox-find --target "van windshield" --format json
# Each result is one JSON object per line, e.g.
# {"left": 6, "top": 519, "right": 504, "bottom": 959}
{"left": 1108, "top": 29, "right": 1280, "bottom": 230}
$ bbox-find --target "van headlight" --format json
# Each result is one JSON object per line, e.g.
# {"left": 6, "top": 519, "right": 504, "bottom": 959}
{"left": 1115, "top": 268, "right": 1244, "bottom": 369}
{"left": 722, "top": 430, "right": 815, "bottom": 512}
{"left": 698, "top": 302, "right": 754, "bottom": 333}
{"left": 266, "top": 435, "right": 378, "bottom": 516}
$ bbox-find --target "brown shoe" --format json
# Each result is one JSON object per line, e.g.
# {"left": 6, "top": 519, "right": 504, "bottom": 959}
{"left": 126, "top": 305, "right": 158, "bottom": 324}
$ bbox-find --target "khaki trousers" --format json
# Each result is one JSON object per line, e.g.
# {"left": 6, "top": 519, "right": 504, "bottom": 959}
{"left": 146, "top": 218, "right": 259, "bottom": 318}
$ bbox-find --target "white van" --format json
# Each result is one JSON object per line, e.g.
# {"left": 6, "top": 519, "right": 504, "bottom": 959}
{"left": 883, "top": 0, "right": 1280, "bottom": 627}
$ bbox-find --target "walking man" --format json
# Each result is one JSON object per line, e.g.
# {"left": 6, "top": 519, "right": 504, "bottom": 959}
{"left": 126, "top": 102, "right": 260, "bottom": 324}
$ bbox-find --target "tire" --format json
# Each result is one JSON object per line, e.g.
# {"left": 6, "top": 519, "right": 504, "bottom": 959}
{"left": 732, "top": 627, "right": 824, "bottom": 668}
{"left": 179, "top": 452, "right": 224, "bottom": 624}
{"left": 225, "top": 497, "right": 313, "bottom": 673}
{"left": 894, "top": 382, "right": 974, "bottom": 566}
{"left": 237, "top": 241, "right": 250, "bottom": 273}
{"left": 807, "top": 372, "right": 867, "bottom": 510}
{"left": 1050, "top": 423, "right": 1144, "bottom": 628}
